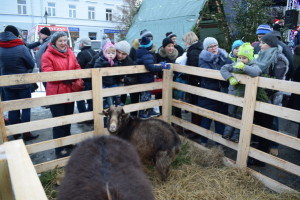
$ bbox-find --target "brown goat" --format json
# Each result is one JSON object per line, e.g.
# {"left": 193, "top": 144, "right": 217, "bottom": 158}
{"left": 57, "top": 135, "right": 154, "bottom": 200}
{"left": 103, "top": 105, "right": 181, "bottom": 181}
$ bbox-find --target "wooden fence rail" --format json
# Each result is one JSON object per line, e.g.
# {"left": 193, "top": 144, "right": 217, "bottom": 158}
{"left": 0, "top": 64, "right": 299, "bottom": 193}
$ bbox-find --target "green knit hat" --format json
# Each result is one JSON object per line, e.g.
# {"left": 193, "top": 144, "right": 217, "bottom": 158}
{"left": 237, "top": 42, "right": 254, "bottom": 61}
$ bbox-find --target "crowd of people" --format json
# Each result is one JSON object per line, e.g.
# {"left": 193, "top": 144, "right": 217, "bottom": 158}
{"left": 0, "top": 23, "right": 299, "bottom": 161}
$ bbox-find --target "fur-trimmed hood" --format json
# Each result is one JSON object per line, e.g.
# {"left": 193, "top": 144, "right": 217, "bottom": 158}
{"left": 199, "top": 48, "right": 228, "bottom": 65}
{"left": 157, "top": 46, "right": 178, "bottom": 61}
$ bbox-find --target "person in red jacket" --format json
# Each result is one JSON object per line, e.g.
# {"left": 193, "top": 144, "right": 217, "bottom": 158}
{"left": 41, "top": 31, "right": 81, "bottom": 158}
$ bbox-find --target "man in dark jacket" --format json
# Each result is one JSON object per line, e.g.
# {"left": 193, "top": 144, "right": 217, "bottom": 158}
{"left": 35, "top": 27, "right": 51, "bottom": 70}
{"left": 0, "top": 25, "right": 39, "bottom": 141}
{"left": 76, "top": 37, "right": 97, "bottom": 113}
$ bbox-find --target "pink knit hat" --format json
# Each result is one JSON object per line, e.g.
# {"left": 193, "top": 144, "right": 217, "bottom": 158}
{"left": 102, "top": 42, "right": 116, "bottom": 66}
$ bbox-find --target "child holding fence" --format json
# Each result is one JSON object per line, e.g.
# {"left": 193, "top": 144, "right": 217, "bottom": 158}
{"left": 220, "top": 43, "right": 262, "bottom": 142}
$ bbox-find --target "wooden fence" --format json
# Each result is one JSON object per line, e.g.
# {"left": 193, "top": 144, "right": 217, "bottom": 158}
{"left": 0, "top": 64, "right": 300, "bottom": 193}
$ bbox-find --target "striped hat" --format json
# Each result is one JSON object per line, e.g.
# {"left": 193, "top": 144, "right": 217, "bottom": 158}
{"left": 256, "top": 24, "right": 272, "bottom": 35}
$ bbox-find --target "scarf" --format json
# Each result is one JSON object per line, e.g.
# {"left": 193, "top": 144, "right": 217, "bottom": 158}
{"left": 52, "top": 44, "right": 67, "bottom": 53}
{"left": 0, "top": 39, "right": 24, "bottom": 48}
{"left": 253, "top": 46, "right": 282, "bottom": 74}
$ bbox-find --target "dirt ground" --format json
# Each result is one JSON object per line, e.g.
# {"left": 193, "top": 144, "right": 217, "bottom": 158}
{"left": 13, "top": 91, "right": 300, "bottom": 192}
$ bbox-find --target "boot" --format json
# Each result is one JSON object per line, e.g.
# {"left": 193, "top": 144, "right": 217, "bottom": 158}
{"left": 23, "top": 132, "right": 39, "bottom": 141}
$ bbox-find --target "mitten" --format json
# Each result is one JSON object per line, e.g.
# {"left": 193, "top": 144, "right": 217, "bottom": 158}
{"left": 159, "top": 61, "right": 166, "bottom": 67}
{"left": 228, "top": 77, "right": 239, "bottom": 85}
{"left": 233, "top": 62, "right": 245, "bottom": 70}
{"left": 164, "top": 63, "right": 171, "bottom": 69}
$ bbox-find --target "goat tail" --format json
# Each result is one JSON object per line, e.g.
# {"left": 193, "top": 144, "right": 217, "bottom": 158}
{"left": 106, "top": 183, "right": 112, "bottom": 200}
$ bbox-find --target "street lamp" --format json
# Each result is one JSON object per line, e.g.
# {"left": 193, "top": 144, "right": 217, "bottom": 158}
{"left": 44, "top": 9, "right": 48, "bottom": 24}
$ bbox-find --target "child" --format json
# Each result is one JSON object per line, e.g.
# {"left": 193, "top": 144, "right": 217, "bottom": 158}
{"left": 94, "top": 41, "right": 123, "bottom": 108}
{"left": 136, "top": 36, "right": 171, "bottom": 119}
{"left": 220, "top": 43, "right": 262, "bottom": 142}
{"left": 229, "top": 40, "right": 244, "bottom": 62}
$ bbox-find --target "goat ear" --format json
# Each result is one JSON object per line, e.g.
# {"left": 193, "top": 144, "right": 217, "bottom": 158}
{"left": 121, "top": 109, "right": 129, "bottom": 118}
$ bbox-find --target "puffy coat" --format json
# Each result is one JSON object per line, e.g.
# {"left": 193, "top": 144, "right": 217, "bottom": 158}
{"left": 94, "top": 55, "right": 118, "bottom": 86}
{"left": 136, "top": 48, "right": 164, "bottom": 84}
{"left": 41, "top": 43, "right": 81, "bottom": 96}
{"left": 76, "top": 46, "right": 96, "bottom": 69}
{"left": 186, "top": 41, "right": 203, "bottom": 87}
{"left": 0, "top": 31, "right": 35, "bottom": 89}
{"left": 198, "top": 48, "right": 232, "bottom": 107}
{"left": 36, "top": 36, "right": 51, "bottom": 70}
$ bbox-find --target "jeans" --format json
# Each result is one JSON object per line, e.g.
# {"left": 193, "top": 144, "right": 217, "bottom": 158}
{"left": 50, "top": 102, "right": 74, "bottom": 155}
{"left": 3, "top": 88, "right": 31, "bottom": 125}
{"left": 198, "top": 99, "right": 227, "bottom": 144}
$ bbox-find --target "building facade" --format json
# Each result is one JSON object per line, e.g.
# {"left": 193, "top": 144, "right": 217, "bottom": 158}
{"left": 0, "top": 0, "right": 126, "bottom": 47}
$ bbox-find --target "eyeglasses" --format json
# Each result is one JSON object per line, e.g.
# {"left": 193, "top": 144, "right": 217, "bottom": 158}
{"left": 207, "top": 44, "right": 218, "bottom": 49}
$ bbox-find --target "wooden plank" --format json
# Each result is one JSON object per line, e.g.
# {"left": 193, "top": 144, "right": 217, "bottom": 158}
{"left": 249, "top": 147, "right": 300, "bottom": 177}
{"left": 255, "top": 101, "right": 300, "bottom": 123}
{"left": 0, "top": 69, "right": 91, "bottom": 87}
{"left": 1, "top": 91, "right": 92, "bottom": 112}
{"left": 0, "top": 101, "right": 7, "bottom": 143}
{"left": 0, "top": 144, "right": 14, "bottom": 200}
{"left": 4, "top": 140, "right": 47, "bottom": 200}
{"left": 122, "top": 100, "right": 162, "bottom": 113}
{"left": 26, "top": 131, "right": 94, "bottom": 154}
{"left": 236, "top": 76, "right": 259, "bottom": 167}
{"left": 162, "top": 69, "right": 173, "bottom": 122}
{"left": 92, "top": 69, "right": 104, "bottom": 136}
{"left": 171, "top": 116, "right": 238, "bottom": 151}
{"left": 258, "top": 76, "right": 300, "bottom": 95}
{"left": 35, "top": 157, "right": 69, "bottom": 174}
{"left": 173, "top": 82, "right": 244, "bottom": 108}
{"left": 172, "top": 99, "right": 242, "bottom": 130}
{"left": 6, "top": 112, "right": 93, "bottom": 136}
{"left": 252, "top": 125, "right": 300, "bottom": 151}
{"left": 100, "top": 65, "right": 148, "bottom": 76}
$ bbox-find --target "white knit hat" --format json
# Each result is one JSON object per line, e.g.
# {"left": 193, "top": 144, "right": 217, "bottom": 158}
{"left": 115, "top": 40, "right": 131, "bottom": 55}
{"left": 203, "top": 37, "right": 218, "bottom": 50}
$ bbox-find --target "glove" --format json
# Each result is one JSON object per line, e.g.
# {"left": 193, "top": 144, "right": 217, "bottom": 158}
{"left": 233, "top": 62, "right": 245, "bottom": 70}
{"left": 159, "top": 62, "right": 166, "bottom": 67}
{"left": 164, "top": 63, "right": 171, "bottom": 70}
{"left": 228, "top": 77, "right": 239, "bottom": 85}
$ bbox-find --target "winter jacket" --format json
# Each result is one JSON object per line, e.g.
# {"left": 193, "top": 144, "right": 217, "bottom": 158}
{"left": 36, "top": 36, "right": 51, "bottom": 70}
{"left": 198, "top": 48, "right": 232, "bottom": 103}
{"left": 76, "top": 46, "right": 97, "bottom": 69}
{"left": 136, "top": 47, "right": 164, "bottom": 84}
{"left": 174, "top": 44, "right": 184, "bottom": 57}
{"left": 220, "top": 61, "right": 262, "bottom": 96}
{"left": 25, "top": 41, "right": 41, "bottom": 49}
{"left": 287, "top": 66, "right": 300, "bottom": 110}
{"left": 0, "top": 31, "right": 35, "bottom": 89}
{"left": 116, "top": 56, "right": 136, "bottom": 85}
{"left": 129, "top": 39, "right": 157, "bottom": 62}
{"left": 41, "top": 43, "right": 81, "bottom": 96}
{"left": 186, "top": 41, "right": 203, "bottom": 87}
{"left": 254, "top": 40, "right": 293, "bottom": 80}
{"left": 94, "top": 55, "right": 118, "bottom": 86}
{"left": 293, "top": 45, "right": 300, "bottom": 73}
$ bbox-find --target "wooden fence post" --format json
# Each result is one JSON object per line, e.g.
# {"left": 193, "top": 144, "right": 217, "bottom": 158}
{"left": 236, "top": 76, "right": 259, "bottom": 167}
{"left": 91, "top": 68, "right": 105, "bottom": 135}
{"left": 161, "top": 67, "right": 174, "bottom": 123}
{"left": 0, "top": 101, "right": 7, "bottom": 144}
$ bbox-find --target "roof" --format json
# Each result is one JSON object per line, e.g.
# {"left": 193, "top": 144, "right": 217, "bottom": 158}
{"left": 126, "top": 0, "right": 207, "bottom": 49}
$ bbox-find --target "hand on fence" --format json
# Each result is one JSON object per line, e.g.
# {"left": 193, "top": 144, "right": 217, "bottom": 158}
{"left": 159, "top": 61, "right": 166, "bottom": 67}
{"left": 164, "top": 63, "right": 171, "bottom": 70}
{"left": 229, "top": 76, "right": 239, "bottom": 85}
{"left": 233, "top": 62, "right": 245, "bottom": 70}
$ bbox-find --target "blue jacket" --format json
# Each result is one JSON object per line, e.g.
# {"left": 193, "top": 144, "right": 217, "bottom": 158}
{"left": 0, "top": 32, "right": 35, "bottom": 89}
{"left": 198, "top": 48, "right": 232, "bottom": 107}
{"left": 136, "top": 47, "right": 164, "bottom": 83}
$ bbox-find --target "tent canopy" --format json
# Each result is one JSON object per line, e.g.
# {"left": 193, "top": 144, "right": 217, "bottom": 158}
{"left": 126, "top": 0, "right": 207, "bottom": 49}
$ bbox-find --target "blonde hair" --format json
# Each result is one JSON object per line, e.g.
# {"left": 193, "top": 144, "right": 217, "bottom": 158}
{"left": 182, "top": 32, "right": 199, "bottom": 46}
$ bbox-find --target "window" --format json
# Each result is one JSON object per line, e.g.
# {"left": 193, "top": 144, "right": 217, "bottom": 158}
{"left": 106, "top": 9, "right": 112, "bottom": 21}
{"left": 47, "top": 2, "right": 56, "bottom": 16}
{"left": 88, "top": 6, "right": 95, "bottom": 20}
{"left": 69, "top": 5, "right": 76, "bottom": 18}
{"left": 17, "top": 0, "right": 27, "bottom": 15}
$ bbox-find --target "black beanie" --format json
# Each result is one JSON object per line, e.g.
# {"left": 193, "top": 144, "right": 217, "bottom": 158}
{"left": 4, "top": 25, "right": 19, "bottom": 37}
{"left": 166, "top": 32, "right": 176, "bottom": 38}
{"left": 162, "top": 37, "right": 174, "bottom": 48}
{"left": 40, "top": 27, "right": 51, "bottom": 36}
{"left": 261, "top": 33, "right": 279, "bottom": 48}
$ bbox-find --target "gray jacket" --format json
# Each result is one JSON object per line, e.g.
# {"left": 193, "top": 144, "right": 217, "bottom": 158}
{"left": 35, "top": 36, "right": 51, "bottom": 70}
